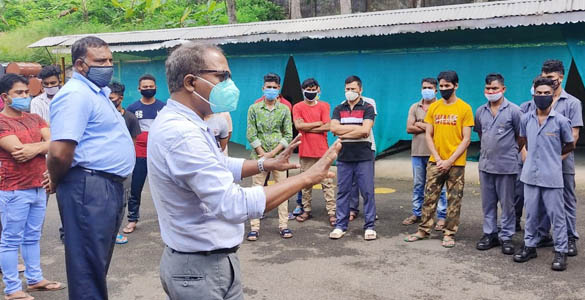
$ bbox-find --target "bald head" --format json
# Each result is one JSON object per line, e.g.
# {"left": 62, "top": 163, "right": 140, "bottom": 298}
{"left": 165, "top": 42, "right": 224, "bottom": 93}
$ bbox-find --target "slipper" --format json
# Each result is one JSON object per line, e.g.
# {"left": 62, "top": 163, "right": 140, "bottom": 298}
{"left": 4, "top": 291, "right": 34, "bottom": 300}
{"left": 329, "top": 228, "right": 346, "bottom": 239}
{"left": 27, "top": 280, "right": 66, "bottom": 292}
{"left": 18, "top": 264, "right": 25, "bottom": 273}
{"left": 295, "top": 212, "right": 312, "bottom": 222}
{"left": 115, "top": 234, "right": 128, "bottom": 244}
{"left": 364, "top": 229, "right": 377, "bottom": 241}
{"left": 404, "top": 232, "right": 429, "bottom": 242}
{"left": 122, "top": 222, "right": 136, "bottom": 234}
{"left": 246, "top": 231, "right": 259, "bottom": 241}
{"left": 279, "top": 228, "right": 293, "bottom": 239}
{"left": 442, "top": 237, "right": 456, "bottom": 248}
{"left": 329, "top": 216, "right": 336, "bottom": 227}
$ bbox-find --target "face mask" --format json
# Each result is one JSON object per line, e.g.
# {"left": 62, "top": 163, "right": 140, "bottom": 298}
{"left": 345, "top": 91, "right": 359, "bottom": 101}
{"left": 140, "top": 89, "right": 156, "bottom": 98}
{"left": 263, "top": 88, "right": 279, "bottom": 100}
{"left": 533, "top": 95, "right": 553, "bottom": 110}
{"left": 9, "top": 96, "right": 32, "bottom": 112}
{"left": 421, "top": 88, "right": 436, "bottom": 100}
{"left": 45, "top": 86, "right": 60, "bottom": 96}
{"left": 193, "top": 77, "right": 240, "bottom": 113}
{"left": 303, "top": 90, "right": 318, "bottom": 101}
{"left": 552, "top": 79, "right": 561, "bottom": 90}
{"left": 84, "top": 64, "right": 114, "bottom": 88}
{"left": 440, "top": 88, "right": 454, "bottom": 100}
{"left": 485, "top": 92, "right": 503, "bottom": 103}
{"left": 111, "top": 100, "right": 122, "bottom": 108}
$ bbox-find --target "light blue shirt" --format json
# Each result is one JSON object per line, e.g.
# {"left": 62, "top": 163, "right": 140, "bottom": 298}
{"left": 147, "top": 99, "right": 266, "bottom": 252}
{"left": 520, "top": 109, "right": 574, "bottom": 188}
{"left": 50, "top": 72, "right": 135, "bottom": 177}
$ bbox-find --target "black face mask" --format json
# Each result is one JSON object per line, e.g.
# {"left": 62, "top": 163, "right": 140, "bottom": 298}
{"left": 440, "top": 88, "right": 454, "bottom": 100}
{"left": 534, "top": 95, "right": 553, "bottom": 110}
{"left": 112, "top": 100, "right": 122, "bottom": 108}
{"left": 304, "top": 91, "right": 318, "bottom": 100}
{"left": 140, "top": 88, "right": 156, "bottom": 98}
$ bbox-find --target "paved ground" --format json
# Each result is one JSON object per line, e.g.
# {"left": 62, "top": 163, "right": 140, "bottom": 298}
{"left": 13, "top": 144, "right": 585, "bottom": 300}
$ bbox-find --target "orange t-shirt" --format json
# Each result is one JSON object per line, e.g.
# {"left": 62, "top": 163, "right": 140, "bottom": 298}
{"left": 424, "top": 98, "right": 474, "bottom": 166}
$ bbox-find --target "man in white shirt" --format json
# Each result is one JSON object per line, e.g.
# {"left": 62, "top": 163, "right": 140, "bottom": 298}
{"left": 31, "top": 65, "right": 62, "bottom": 124}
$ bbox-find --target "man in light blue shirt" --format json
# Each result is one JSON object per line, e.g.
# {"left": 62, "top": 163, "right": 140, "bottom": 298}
{"left": 47, "top": 36, "right": 135, "bottom": 300}
{"left": 148, "top": 42, "right": 340, "bottom": 300}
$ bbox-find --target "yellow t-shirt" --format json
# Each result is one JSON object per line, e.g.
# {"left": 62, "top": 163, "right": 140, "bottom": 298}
{"left": 424, "top": 98, "right": 474, "bottom": 166}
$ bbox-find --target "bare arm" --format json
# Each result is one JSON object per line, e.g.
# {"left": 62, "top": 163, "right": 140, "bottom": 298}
{"left": 294, "top": 118, "right": 322, "bottom": 131}
{"left": 308, "top": 122, "right": 330, "bottom": 133}
{"left": 339, "top": 119, "right": 374, "bottom": 139}
{"left": 406, "top": 117, "right": 425, "bottom": 134}
{"left": 425, "top": 123, "right": 441, "bottom": 161}
{"left": 438, "top": 126, "right": 472, "bottom": 172}
{"left": 11, "top": 128, "right": 50, "bottom": 162}
{"left": 562, "top": 142, "right": 575, "bottom": 156}
{"left": 330, "top": 120, "right": 362, "bottom": 136}
{"left": 47, "top": 140, "right": 76, "bottom": 186}
{"left": 219, "top": 138, "right": 229, "bottom": 152}
{"left": 240, "top": 135, "right": 301, "bottom": 178}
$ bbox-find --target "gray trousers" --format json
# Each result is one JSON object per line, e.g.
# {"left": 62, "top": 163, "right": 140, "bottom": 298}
{"left": 160, "top": 246, "right": 243, "bottom": 300}
{"left": 479, "top": 171, "right": 516, "bottom": 240}
{"left": 524, "top": 184, "right": 568, "bottom": 253}
{"left": 537, "top": 173, "right": 579, "bottom": 240}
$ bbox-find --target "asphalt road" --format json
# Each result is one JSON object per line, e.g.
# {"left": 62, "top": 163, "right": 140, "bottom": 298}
{"left": 19, "top": 173, "right": 585, "bottom": 300}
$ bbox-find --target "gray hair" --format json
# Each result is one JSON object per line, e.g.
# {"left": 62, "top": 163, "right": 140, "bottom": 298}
{"left": 165, "top": 42, "right": 223, "bottom": 93}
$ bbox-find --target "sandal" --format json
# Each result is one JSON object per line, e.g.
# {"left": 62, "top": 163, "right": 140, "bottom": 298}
{"left": 279, "top": 228, "right": 293, "bottom": 239}
{"left": 4, "top": 291, "right": 34, "bottom": 300}
{"left": 404, "top": 232, "right": 429, "bottom": 242}
{"left": 349, "top": 211, "right": 357, "bottom": 222}
{"left": 246, "top": 231, "right": 259, "bottom": 241}
{"left": 122, "top": 222, "right": 137, "bottom": 234}
{"left": 115, "top": 234, "right": 128, "bottom": 244}
{"left": 442, "top": 236, "right": 456, "bottom": 248}
{"left": 434, "top": 219, "right": 446, "bottom": 231}
{"left": 295, "top": 212, "right": 312, "bottom": 222}
{"left": 329, "top": 216, "right": 336, "bottom": 227}
{"left": 27, "top": 279, "right": 66, "bottom": 292}
{"left": 402, "top": 215, "right": 421, "bottom": 225}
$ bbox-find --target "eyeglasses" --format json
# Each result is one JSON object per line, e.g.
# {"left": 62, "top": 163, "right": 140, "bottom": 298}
{"left": 199, "top": 69, "right": 231, "bottom": 82}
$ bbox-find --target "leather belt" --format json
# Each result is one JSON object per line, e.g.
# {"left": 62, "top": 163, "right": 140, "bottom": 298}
{"left": 167, "top": 245, "right": 239, "bottom": 256}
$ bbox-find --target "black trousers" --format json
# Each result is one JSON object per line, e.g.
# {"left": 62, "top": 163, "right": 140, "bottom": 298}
{"left": 56, "top": 167, "right": 125, "bottom": 300}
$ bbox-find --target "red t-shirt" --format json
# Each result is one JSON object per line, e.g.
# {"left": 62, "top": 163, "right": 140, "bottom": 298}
{"left": 254, "top": 95, "right": 292, "bottom": 111}
{"left": 0, "top": 112, "right": 48, "bottom": 191}
{"left": 292, "top": 101, "right": 330, "bottom": 158}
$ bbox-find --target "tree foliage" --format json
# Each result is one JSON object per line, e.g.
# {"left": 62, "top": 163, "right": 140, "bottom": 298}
{"left": 0, "top": 0, "right": 285, "bottom": 63}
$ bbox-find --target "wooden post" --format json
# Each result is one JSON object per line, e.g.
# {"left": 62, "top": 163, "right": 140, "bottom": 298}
{"left": 60, "top": 56, "right": 66, "bottom": 83}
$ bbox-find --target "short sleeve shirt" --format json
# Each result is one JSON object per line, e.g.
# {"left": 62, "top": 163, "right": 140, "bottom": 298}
{"left": 207, "top": 114, "right": 230, "bottom": 141}
{"left": 473, "top": 99, "right": 522, "bottom": 174}
{"left": 0, "top": 113, "right": 48, "bottom": 190}
{"left": 520, "top": 110, "right": 574, "bottom": 188}
{"left": 122, "top": 110, "right": 141, "bottom": 139}
{"left": 520, "top": 90, "right": 583, "bottom": 174}
{"left": 407, "top": 100, "right": 431, "bottom": 157}
{"left": 30, "top": 92, "right": 51, "bottom": 123}
{"left": 332, "top": 99, "right": 376, "bottom": 162}
{"left": 293, "top": 101, "right": 330, "bottom": 158}
{"left": 424, "top": 98, "right": 474, "bottom": 166}
{"left": 126, "top": 99, "right": 166, "bottom": 158}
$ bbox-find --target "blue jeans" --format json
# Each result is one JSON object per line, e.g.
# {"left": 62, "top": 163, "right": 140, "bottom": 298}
{"left": 350, "top": 151, "right": 375, "bottom": 214}
{"left": 336, "top": 160, "right": 376, "bottom": 231}
{"left": 412, "top": 156, "right": 447, "bottom": 219}
{"left": 128, "top": 157, "right": 147, "bottom": 222}
{"left": 0, "top": 188, "right": 46, "bottom": 295}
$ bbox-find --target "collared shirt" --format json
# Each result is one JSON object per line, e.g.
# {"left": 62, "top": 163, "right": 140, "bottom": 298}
{"left": 246, "top": 100, "right": 292, "bottom": 159}
{"left": 147, "top": 99, "right": 266, "bottom": 252}
{"left": 520, "top": 90, "right": 583, "bottom": 174}
{"left": 407, "top": 100, "right": 431, "bottom": 157}
{"left": 520, "top": 109, "right": 574, "bottom": 188}
{"left": 30, "top": 92, "right": 51, "bottom": 123}
{"left": 50, "top": 72, "right": 135, "bottom": 177}
{"left": 332, "top": 99, "right": 376, "bottom": 162}
{"left": 254, "top": 95, "right": 292, "bottom": 111}
{"left": 474, "top": 98, "right": 522, "bottom": 174}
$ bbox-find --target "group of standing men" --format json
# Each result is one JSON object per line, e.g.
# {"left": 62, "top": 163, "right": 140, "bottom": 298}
{"left": 402, "top": 60, "right": 581, "bottom": 272}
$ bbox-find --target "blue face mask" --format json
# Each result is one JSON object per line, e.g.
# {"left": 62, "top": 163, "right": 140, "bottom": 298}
{"left": 84, "top": 62, "right": 114, "bottom": 88}
{"left": 421, "top": 88, "right": 436, "bottom": 100}
{"left": 10, "top": 96, "right": 32, "bottom": 112}
{"left": 194, "top": 77, "right": 240, "bottom": 113}
{"left": 263, "top": 88, "right": 280, "bottom": 100}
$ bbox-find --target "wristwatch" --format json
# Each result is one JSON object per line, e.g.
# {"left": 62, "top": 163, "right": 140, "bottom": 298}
{"left": 257, "top": 157, "right": 266, "bottom": 173}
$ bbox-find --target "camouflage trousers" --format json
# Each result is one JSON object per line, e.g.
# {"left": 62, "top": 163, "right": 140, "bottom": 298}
{"left": 418, "top": 163, "right": 465, "bottom": 237}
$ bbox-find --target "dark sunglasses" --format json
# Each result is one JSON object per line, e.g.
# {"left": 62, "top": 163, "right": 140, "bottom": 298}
{"left": 199, "top": 69, "right": 231, "bottom": 82}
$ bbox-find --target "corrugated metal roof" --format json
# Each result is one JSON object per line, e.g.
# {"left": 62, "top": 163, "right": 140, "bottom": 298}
{"left": 29, "top": 0, "right": 585, "bottom": 51}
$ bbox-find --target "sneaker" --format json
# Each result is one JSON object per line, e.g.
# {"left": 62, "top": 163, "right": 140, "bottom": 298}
{"left": 329, "top": 228, "right": 346, "bottom": 239}
{"left": 292, "top": 206, "right": 303, "bottom": 216}
{"left": 364, "top": 229, "right": 377, "bottom": 240}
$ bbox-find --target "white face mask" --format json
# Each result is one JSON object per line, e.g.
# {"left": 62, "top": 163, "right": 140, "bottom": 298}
{"left": 485, "top": 92, "right": 503, "bottom": 103}
{"left": 345, "top": 91, "right": 359, "bottom": 101}
{"left": 45, "top": 86, "right": 60, "bottom": 96}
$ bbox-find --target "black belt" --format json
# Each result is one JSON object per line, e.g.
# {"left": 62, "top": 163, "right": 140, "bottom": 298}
{"left": 168, "top": 245, "right": 239, "bottom": 256}
{"left": 77, "top": 167, "right": 126, "bottom": 183}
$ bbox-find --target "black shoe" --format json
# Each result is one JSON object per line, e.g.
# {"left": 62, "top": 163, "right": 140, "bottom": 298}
{"left": 476, "top": 233, "right": 500, "bottom": 250}
{"left": 568, "top": 238, "right": 578, "bottom": 257}
{"left": 551, "top": 251, "right": 567, "bottom": 271}
{"left": 501, "top": 240, "right": 515, "bottom": 255}
{"left": 513, "top": 246, "right": 537, "bottom": 262}
{"left": 536, "top": 235, "right": 554, "bottom": 248}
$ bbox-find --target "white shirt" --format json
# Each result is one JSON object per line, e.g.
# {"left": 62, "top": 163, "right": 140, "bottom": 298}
{"left": 31, "top": 92, "right": 51, "bottom": 123}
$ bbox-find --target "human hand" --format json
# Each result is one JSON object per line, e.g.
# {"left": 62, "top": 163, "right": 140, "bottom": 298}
{"left": 436, "top": 159, "right": 453, "bottom": 173}
{"left": 11, "top": 144, "right": 39, "bottom": 163}
{"left": 263, "top": 150, "right": 276, "bottom": 159}
{"left": 303, "top": 140, "right": 341, "bottom": 185}
{"left": 264, "top": 135, "right": 302, "bottom": 171}
{"left": 42, "top": 170, "right": 56, "bottom": 194}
